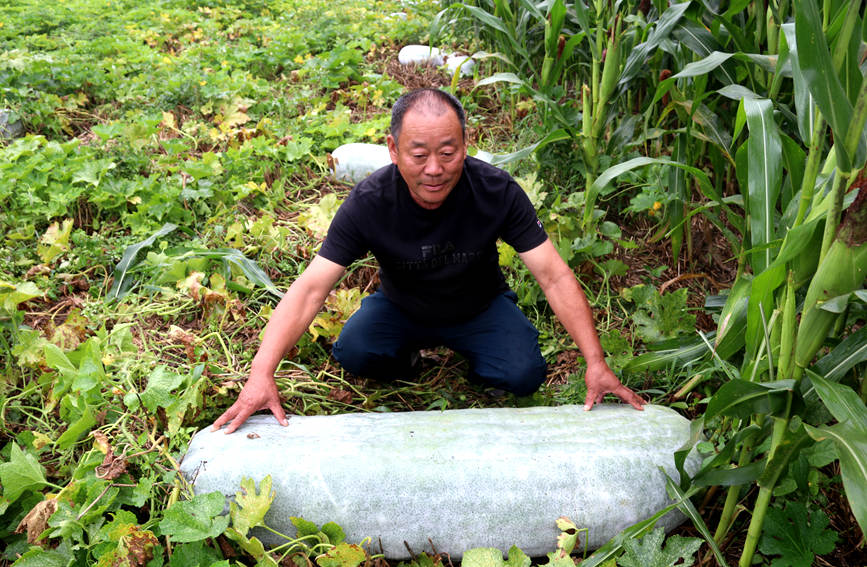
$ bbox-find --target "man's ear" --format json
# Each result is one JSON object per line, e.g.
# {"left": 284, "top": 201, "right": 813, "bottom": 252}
{"left": 386, "top": 135, "right": 399, "bottom": 164}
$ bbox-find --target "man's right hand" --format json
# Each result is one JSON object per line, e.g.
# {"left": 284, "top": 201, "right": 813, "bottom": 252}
{"left": 211, "top": 374, "right": 289, "bottom": 434}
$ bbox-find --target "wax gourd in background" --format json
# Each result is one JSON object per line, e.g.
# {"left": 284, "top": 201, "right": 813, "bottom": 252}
{"left": 181, "top": 404, "right": 700, "bottom": 559}
{"left": 328, "top": 143, "right": 391, "bottom": 184}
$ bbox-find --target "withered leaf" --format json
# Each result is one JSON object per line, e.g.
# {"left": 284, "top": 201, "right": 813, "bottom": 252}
{"left": 16, "top": 498, "right": 58, "bottom": 543}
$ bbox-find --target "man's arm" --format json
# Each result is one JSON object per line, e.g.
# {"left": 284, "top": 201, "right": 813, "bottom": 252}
{"left": 518, "top": 238, "right": 646, "bottom": 410}
{"left": 212, "top": 255, "right": 346, "bottom": 433}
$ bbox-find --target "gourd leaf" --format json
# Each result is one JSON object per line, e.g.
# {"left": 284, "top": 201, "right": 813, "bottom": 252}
{"left": 462, "top": 548, "right": 508, "bottom": 567}
{"left": 461, "top": 546, "right": 531, "bottom": 567}
{"left": 316, "top": 543, "right": 366, "bottom": 567}
{"left": 0, "top": 444, "right": 48, "bottom": 504}
{"left": 0, "top": 280, "right": 43, "bottom": 312}
{"left": 615, "top": 527, "right": 702, "bottom": 567}
{"left": 230, "top": 476, "right": 274, "bottom": 537}
{"left": 159, "top": 492, "right": 230, "bottom": 543}
{"left": 223, "top": 527, "right": 278, "bottom": 566}
{"left": 757, "top": 500, "right": 838, "bottom": 567}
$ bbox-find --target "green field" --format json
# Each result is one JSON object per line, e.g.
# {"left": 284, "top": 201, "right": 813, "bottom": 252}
{"left": 1, "top": 0, "right": 865, "bottom": 566}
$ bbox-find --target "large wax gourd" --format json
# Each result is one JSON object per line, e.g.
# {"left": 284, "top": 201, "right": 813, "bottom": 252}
{"left": 180, "top": 404, "right": 699, "bottom": 558}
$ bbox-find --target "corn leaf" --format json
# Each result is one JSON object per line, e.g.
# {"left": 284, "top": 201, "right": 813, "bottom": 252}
{"left": 781, "top": 23, "right": 817, "bottom": 145}
{"left": 489, "top": 128, "right": 570, "bottom": 166}
{"left": 663, "top": 472, "right": 729, "bottom": 567}
{"left": 705, "top": 379, "right": 795, "bottom": 420}
{"left": 811, "top": 326, "right": 867, "bottom": 382}
{"left": 744, "top": 97, "right": 782, "bottom": 273}
{"left": 673, "top": 22, "right": 737, "bottom": 85}
{"left": 795, "top": 0, "right": 858, "bottom": 170}
{"left": 619, "top": 2, "right": 690, "bottom": 86}
{"left": 668, "top": 134, "right": 687, "bottom": 260}
{"left": 107, "top": 223, "right": 178, "bottom": 300}
{"left": 805, "top": 420, "right": 867, "bottom": 534}
{"left": 807, "top": 372, "right": 867, "bottom": 431}
{"left": 757, "top": 423, "right": 813, "bottom": 489}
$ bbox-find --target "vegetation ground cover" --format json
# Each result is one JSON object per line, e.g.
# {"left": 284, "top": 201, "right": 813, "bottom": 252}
{"left": 1, "top": 0, "right": 865, "bottom": 566}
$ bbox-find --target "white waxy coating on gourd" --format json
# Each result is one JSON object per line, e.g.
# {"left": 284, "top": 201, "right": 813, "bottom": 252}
{"left": 445, "top": 55, "right": 475, "bottom": 77}
{"left": 329, "top": 143, "right": 392, "bottom": 184}
{"left": 181, "top": 404, "right": 699, "bottom": 558}
{"left": 398, "top": 45, "right": 444, "bottom": 66}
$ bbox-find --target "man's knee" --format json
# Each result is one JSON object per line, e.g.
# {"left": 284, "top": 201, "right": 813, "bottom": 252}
{"left": 501, "top": 356, "right": 547, "bottom": 395}
{"left": 333, "top": 335, "right": 414, "bottom": 379}
{"left": 470, "top": 352, "right": 546, "bottom": 396}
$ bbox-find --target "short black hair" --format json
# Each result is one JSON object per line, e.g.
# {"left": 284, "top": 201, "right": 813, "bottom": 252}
{"left": 390, "top": 88, "right": 466, "bottom": 143}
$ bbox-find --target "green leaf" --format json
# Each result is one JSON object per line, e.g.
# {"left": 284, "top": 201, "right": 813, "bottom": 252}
{"left": 291, "top": 516, "right": 320, "bottom": 538}
{"left": 169, "top": 540, "right": 225, "bottom": 567}
{"left": 462, "top": 548, "right": 505, "bottom": 567}
{"left": 671, "top": 50, "right": 734, "bottom": 80}
{"left": 321, "top": 522, "right": 346, "bottom": 545}
{"left": 0, "top": 280, "right": 43, "bottom": 312}
{"left": 805, "top": 420, "right": 867, "bottom": 534}
{"left": 744, "top": 97, "right": 783, "bottom": 273}
{"left": 107, "top": 223, "right": 178, "bottom": 300}
{"left": 663, "top": 473, "right": 729, "bottom": 567}
{"left": 56, "top": 403, "right": 97, "bottom": 450}
{"left": 812, "top": 326, "right": 867, "bottom": 382}
{"left": 159, "top": 492, "right": 230, "bottom": 543}
{"left": 616, "top": 527, "right": 702, "bottom": 567}
{"left": 0, "top": 444, "right": 48, "bottom": 503}
{"left": 758, "top": 501, "right": 838, "bottom": 567}
{"left": 758, "top": 423, "right": 813, "bottom": 489}
{"left": 504, "top": 546, "right": 530, "bottom": 567}
{"left": 619, "top": 2, "right": 690, "bottom": 86}
{"left": 807, "top": 372, "right": 867, "bottom": 432}
{"left": 475, "top": 72, "right": 525, "bottom": 88}
{"left": 705, "top": 379, "right": 795, "bottom": 420}
{"left": 230, "top": 476, "right": 274, "bottom": 537}
{"left": 137, "top": 366, "right": 185, "bottom": 412}
{"left": 591, "top": 157, "right": 717, "bottom": 204}
{"left": 223, "top": 528, "right": 278, "bottom": 566}
{"left": 316, "top": 543, "right": 367, "bottom": 567}
{"left": 11, "top": 547, "right": 70, "bottom": 567}
{"left": 795, "top": 0, "right": 857, "bottom": 170}
{"left": 489, "top": 128, "right": 571, "bottom": 166}
{"left": 37, "top": 218, "right": 74, "bottom": 264}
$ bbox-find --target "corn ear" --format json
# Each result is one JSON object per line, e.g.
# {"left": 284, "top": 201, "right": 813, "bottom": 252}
{"left": 778, "top": 272, "right": 796, "bottom": 379}
{"left": 795, "top": 192, "right": 867, "bottom": 368}
{"left": 593, "top": 18, "right": 620, "bottom": 138}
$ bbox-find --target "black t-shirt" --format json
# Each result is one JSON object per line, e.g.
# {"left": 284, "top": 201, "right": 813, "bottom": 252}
{"left": 318, "top": 156, "right": 548, "bottom": 324}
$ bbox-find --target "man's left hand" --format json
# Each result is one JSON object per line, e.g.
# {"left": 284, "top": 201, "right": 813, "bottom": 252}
{"left": 583, "top": 361, "right": 646, "bottom": 411}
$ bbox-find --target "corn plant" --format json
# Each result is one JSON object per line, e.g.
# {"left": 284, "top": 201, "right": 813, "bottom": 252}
{"left": 580, "top": 1, "right": 866, "bottom": 565}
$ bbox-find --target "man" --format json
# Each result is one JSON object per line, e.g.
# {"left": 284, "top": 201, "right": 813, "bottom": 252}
{"left": 213, "top": 88, "right": 645, "bottom": 434}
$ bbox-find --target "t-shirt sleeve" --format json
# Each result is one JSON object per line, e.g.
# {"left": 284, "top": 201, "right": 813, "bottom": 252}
{"left": 500, "top": 180, "right": 548, "bottom": 252}
{"left": 317, "top": 195, "right": 368, "bottom": 267}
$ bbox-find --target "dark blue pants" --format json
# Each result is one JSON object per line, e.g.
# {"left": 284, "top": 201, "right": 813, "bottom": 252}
{"left": 332, "top": 291, "right": 547, "bottom": 395}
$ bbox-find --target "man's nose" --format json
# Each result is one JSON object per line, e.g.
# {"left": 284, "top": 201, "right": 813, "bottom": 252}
{"left": 424, "top": 155, "right": 444, "bottom": 175}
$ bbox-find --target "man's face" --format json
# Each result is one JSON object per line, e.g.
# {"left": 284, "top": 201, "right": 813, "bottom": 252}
{"left": 387, "top": 105, "right": 467, "bottom": 210}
